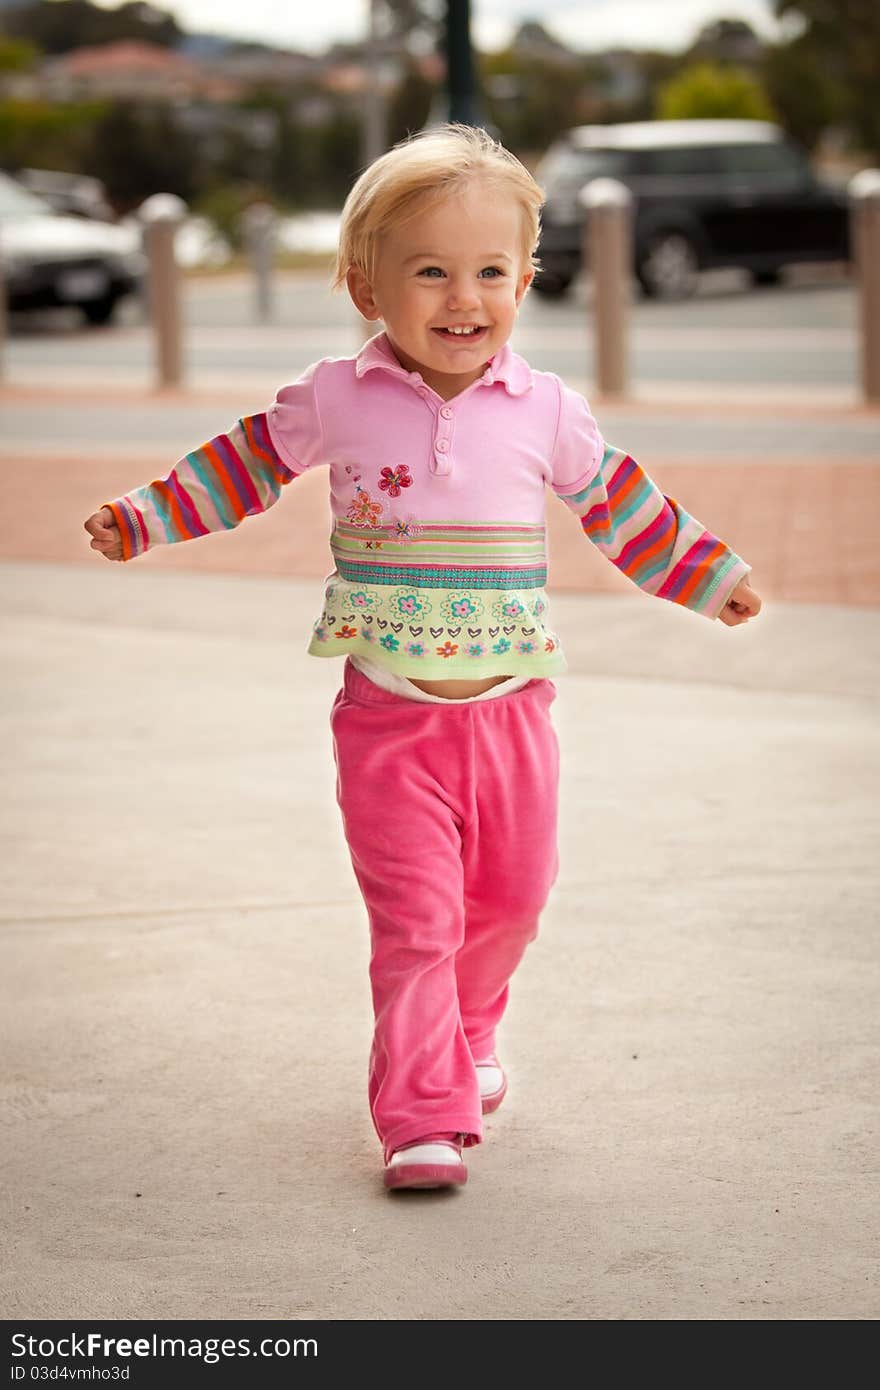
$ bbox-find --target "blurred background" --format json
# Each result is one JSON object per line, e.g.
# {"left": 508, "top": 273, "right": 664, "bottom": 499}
{"left": 0, "top": 0, "right": 876, "bottom": 270}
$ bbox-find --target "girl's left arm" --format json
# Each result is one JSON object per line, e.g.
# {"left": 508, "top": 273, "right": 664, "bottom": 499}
{"left": 550, "top": 382, "right": 754, "bottom": 622}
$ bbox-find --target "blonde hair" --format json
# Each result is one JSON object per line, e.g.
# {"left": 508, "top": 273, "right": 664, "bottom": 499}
{"left": 332, "top": 124, "right": 544, "bottom": 291}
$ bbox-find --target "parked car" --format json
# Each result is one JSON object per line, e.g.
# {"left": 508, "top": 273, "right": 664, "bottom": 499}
{"left": 533, "top": 120, "right": 851, "bottom": 299}
{"left": 17, "top": 168, "right": 116, "bottom": 222}
{"left": 0, "top": 171, "right": 145, "bottom": 323}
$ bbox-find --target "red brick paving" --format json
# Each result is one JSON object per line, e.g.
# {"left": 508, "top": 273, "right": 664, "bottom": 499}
{"left": 2, "top": 448, "right": 877, "bottom": 605}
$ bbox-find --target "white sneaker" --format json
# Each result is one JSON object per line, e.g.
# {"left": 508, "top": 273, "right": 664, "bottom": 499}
{"left": 475, "top": 1055, "right": 507, "bottom": 1114}
{"left": 384, "top": 1138, "right": 467, "bottom": 1191}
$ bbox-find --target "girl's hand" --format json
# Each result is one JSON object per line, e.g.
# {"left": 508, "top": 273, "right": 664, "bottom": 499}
{"left": 84, "top": 506, "right": 123, "bottom": 562}
{"left": 718, "top": 579, "right": 762, "bottom": 626}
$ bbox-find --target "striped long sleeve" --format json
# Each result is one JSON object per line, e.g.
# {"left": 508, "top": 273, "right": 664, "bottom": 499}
{"left": 104, "top": 413, "right": 301, "bottom": 561}
{"left": 555, "top": 442, "right": 751, "bottom": 620}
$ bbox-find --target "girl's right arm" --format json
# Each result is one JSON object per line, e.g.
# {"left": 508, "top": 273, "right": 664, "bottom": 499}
{"left": 85, "top": 413, "right": 301, "bottom": 562}
{"left": 83, "top": 363, "right": 327, "bottom": 562}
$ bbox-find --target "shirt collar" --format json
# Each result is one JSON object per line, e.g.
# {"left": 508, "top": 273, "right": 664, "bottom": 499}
{"left": 355, "top": 331, "right": 534, "bottom": 398}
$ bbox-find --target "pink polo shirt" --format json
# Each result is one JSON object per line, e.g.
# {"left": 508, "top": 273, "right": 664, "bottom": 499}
{"left": 267, "top": 329, "right": 603, "bottom": 519}
{"left": 105, "top": 331, "right": 751, "bottom": 679}
{"left": 263, "top": 331, "right": 604, "bottom": 675}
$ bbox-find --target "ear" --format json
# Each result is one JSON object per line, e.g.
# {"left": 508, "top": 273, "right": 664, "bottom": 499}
{"left": 515, "top": 269, "right": 535, "bottom": 307}
{"left": 347, "top": 265, "right": 381, "bottom": 321}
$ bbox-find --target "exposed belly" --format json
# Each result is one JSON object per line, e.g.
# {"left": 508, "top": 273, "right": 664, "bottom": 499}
{"left": 406, "top": 673, "right": 516, "bottom": 699}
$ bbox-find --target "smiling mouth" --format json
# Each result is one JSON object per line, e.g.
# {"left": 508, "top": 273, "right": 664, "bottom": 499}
{"left": 432, "top": 325, "right": 488, "bottom": 339}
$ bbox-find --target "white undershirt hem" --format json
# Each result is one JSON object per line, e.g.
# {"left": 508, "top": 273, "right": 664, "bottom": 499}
{"left": 350, "top": 653, "right": 532, "bottom": 704}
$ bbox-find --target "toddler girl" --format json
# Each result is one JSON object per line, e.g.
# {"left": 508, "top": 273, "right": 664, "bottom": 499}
{"left": 83, "top": 125, "right": 762, "bottom": 1192}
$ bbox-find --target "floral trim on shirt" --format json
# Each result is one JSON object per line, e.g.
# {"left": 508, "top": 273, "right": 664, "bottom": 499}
{"left": 439, "top": 591, "right": 485, "bottom": 623}
{"left": 308, "top": 577, "right": 567, "bottom": 678}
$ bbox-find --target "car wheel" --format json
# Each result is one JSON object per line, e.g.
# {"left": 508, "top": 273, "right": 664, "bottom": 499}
{"left": 636, "top": 232, "right": 700, "bottom": 300}
{"left": 750, "top": 268, "right": 783, "bottom": 287}
{"left": 80, "top": 294, "right": 119, "bottom": 326}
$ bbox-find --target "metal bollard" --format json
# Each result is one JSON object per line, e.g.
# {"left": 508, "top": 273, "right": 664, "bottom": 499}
{"left": 138, "top": 193, "right": 187, "bottom": 389}
{"left": 849, "top": 170, "right": 880, "bottom": 406}
{"left": 579, "top": 178, "right": 634, "bottom": 398}
{"left": 241, "top": 202, "right": 278, "bottom": 323}
{"left": 0, "top": 248, "right": 7, "bottom": 382}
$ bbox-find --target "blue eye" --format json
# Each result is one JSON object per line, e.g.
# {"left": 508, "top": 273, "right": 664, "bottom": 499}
{"left": 479, "top": 266, "right": 504, "bottom": 278}
{"left": 418, "top": 266, "right": 444, "bottom": 278}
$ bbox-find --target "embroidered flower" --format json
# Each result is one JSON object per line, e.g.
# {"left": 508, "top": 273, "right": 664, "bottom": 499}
{"left": 347, "top": 485, "right": 384, "bottom": 528}
{"left": 544, "top": 637, "right": 555, "bottom": 653}
{"left": 392, "top": 514, "right": 423, "bottom": 545}
{"left": 313, "top": 625, "right": 329, "bottom": 643}
{"left": 437, "top": 641, "right": 459, "bottom": 659}
{"left": 347, "top": 590, "right": 374, "bottom": 610}
{"left": 531, "top": 596, "right": 547, "bottom": 618}
{"left": 336, "top": 624, "right": 358, "bottom": 640}
{"left": 378, "top": 465, "right": 413, "bottom": 498}
{"left": 491, "top": 595, "right": 527, "bottom": 622}
{"left": 465, "top": 643, "right": 485, "bottom": 658}
{"left": 516, "top": 640, "right": 536, "bottom": 655}
{"left": 450, "top": 596, "right": 478, "bottom": 620}
{"left": 405, "top": 641, "right": 427, "bottom": 658}
{"left": 379, "top": 633, "right": 400, "bottom": 653}
{"left": 440, "top": 591, "right": 483, "bottom": 623}
{"left": 392, "top": 588, "right": 432, "bottom": 618}
{"left": 361, "top": 627, "right": 375, "bottom": 643}
{"left": 492, "top": 638, "right": 511, "bottom": 655}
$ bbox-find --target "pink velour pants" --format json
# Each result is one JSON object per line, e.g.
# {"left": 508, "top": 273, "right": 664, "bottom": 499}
{"left": 329, "top": 657, "right": 560, "bottom": 1161}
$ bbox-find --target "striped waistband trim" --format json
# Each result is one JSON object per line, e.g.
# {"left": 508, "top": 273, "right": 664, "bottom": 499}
{"left": 332, "top": 520, "right": 547, "bottom": 588}
{"left": 334, "top": 560, "right": 548, "bottom": 589}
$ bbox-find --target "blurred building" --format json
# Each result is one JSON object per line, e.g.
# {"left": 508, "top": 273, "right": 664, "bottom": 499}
{"left": 38, "top": 40, "right": 242, "bottom": 102}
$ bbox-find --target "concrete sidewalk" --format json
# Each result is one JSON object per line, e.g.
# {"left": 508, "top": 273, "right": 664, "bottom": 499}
{"left": 1, "top": 559, "right": 877, "bottom": 1320}
{"left": 1, "top": 384, "right": 878, "bottom": 606}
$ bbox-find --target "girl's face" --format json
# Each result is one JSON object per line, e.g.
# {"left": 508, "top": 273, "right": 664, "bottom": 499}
{"left": 347, "top": 179, "right": 534, "bottom": 400}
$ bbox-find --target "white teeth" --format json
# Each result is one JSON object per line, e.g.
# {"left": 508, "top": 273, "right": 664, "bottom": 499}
{"left": 444, "top": 326, "right": 481, "bottom": 335}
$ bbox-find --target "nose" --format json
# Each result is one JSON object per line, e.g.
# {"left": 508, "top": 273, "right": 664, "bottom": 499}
{"left": 445, "top": 276, "right": 481, "bottom": 311}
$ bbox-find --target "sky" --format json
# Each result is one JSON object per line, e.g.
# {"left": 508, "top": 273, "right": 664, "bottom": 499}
{"left": 91, "top": 0, "right": 792, "bottom": 56}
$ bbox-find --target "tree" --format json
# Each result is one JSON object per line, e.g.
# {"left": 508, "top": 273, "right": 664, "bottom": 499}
{"left": 0, "top": 96, "right": 102, "bottom": 170}
{"left": 762, "top": 38, "right": 844, "bottom": 151}
{"left": 772, "top": 0, "right": 880, "bottom": 156}
{"left": 386, "top": 60, "right": 435, "bottom": 145}
{"left": 481, "top": 48, "right": 603, "bottom": 152}
{"left": 2, "top": 1, "right": 183, "bottom": 55}
{"left": 87, "top": 101, "right": 199, "bottom": 210}
{"left": 0, "top": 37, "right": 39, "bottom": 72}
{"left": 656, "top": 61, "right": 776, "bottom": 121}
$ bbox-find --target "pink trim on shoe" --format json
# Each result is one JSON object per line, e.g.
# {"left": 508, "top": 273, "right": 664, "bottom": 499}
{"left": 384, "top": 1138, "right": 467, "bottom": 1191}
{"left": 475, "top": 1055, "right": 508, "bottom": 1115}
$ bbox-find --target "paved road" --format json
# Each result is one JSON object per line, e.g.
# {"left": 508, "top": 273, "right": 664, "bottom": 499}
{"left": 3, "top": 265, "right": 860, "bottom": 395}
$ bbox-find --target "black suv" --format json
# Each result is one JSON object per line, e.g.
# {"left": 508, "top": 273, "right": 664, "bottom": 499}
{"left": 534, "top": 120, "right": 851, "bottom": 299}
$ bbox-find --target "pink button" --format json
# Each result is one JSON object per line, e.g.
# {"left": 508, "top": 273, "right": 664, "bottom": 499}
{"left": 440, "top": 406, "right": 453, "bottom": 419}
{"left": 435, "top": 439, "right": 449, "bottom": 452}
